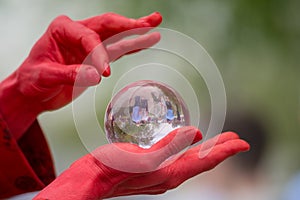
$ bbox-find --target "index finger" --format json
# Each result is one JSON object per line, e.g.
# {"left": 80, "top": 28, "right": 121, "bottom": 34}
{"left": 50, "top": 15, "right": 110, "bottom": 76}
{"left": 78, "top": 12, "right": 162, "bottom": 41}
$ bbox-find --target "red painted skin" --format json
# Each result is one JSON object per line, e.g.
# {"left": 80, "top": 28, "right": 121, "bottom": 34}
{"left": 0, "top": 12, "right": 250, "bottom": 199}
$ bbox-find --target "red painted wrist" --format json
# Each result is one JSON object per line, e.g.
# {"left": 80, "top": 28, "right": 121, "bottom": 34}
{"left": 34, "top": 154, "right": 126, "bottom": 200}
{"left": 0, "top": 72, "right": 41, "bottom": 140}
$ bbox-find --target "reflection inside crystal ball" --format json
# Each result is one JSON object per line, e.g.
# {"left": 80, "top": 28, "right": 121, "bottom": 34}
{"left": 104, "top": 80, "right": 190, "bottom": 148}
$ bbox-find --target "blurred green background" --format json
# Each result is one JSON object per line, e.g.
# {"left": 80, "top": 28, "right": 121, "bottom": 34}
{"left": 0, "top": 0, "right": 299, "bottom": 199}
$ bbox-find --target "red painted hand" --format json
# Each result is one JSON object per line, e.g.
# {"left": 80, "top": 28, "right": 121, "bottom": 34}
{"left": 14, "top": 12, "right": 161, "bottom": 111}
{"left": 0, "top": 12, "right": 162, "bottom": 139}
{"left": 34, "top": 127, "right": 250, "bottom": 200}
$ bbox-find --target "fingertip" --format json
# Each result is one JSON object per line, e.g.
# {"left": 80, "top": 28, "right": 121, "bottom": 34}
{"left": 192, "top": 129, "right": 203, "bottom": 144}
{"left": 177, "top": 126, "right": 202, "bottom": 144}
{"left": 228, "top": 139, "right": 251, "bottom": 153}
{"left": 220, "top": 132, "right": 250, "bottom": 152}
{"left": 153, "top": 11, "right": 162, "bottom": 16}
{"left": 102, "top": 63, "right": 111, "bottom": 77}
{"left": 150, "top": 12, "right": 163, "bottom": 26}
{"left": 140, "top": 12, "right": 163, "bottom": 27}
{"left": 241, "top": 140, "right": 251, "bottom": 151}
{"left": 149, "top": 32, "right": 161, "bottom": 43}
{"left": 187, "top": 127, "right": 202, "bottom": 144}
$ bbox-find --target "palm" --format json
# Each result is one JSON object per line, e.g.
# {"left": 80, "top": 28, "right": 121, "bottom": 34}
{"left": 33, "top": 127, "right": 249, "bottom": 199}
{"left": 91, "top": 129, "right": 249, "bottom": 198}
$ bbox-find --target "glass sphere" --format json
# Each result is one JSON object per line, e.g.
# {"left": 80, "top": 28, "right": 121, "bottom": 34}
{"left": 104, "top": 80, "right": 190, "bottom": 148}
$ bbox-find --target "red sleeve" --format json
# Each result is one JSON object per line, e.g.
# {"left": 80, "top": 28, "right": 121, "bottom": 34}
{"left": 0, "top": 113, "right": 55, "bottom": 198}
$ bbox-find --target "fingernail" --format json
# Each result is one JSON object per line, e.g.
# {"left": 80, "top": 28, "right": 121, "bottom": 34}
{"left": 102, "top": 62, "right": 111, "bottom": 77}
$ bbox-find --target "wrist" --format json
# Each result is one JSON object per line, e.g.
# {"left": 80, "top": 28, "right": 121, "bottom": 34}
{"left": 34, "top": 154, "right": 126, "bottom": 200}
{"left": 0, "top": 72, "right": 41, "bottom": 140}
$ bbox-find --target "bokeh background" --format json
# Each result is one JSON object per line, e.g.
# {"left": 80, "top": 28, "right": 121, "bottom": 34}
{"left": 1, "top": 0, "right": 299, "bottom": 199}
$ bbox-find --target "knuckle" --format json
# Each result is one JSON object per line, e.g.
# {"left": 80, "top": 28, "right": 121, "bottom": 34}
{"left": 118, "top": 41, "right": 131, "bottom": 51}
{"left": 50, "top": 15, "right": 71, "bottom": 28}
{"left": 83, "top": 32, "right": 100, "bottom": 41}
{"left": 54, "top": 14, "right": 71, "bottom": 21}
{"left": 68, "top": 67, "right": 78, "bottom": 83}
{"left": 101, "top": 12, "right": 117, "bottom": 25}
{"left": 165, "top": 141, "right": 181, "bottom": 156}
{"left": 101, "top": 12, "right": 117, "bottom": 19}
{"left": 16, "top": 67, "right": 43, "bottom": 96}
{"left": 49, "top": 15, "right": 72, "bottom": 39}
{"left": 80, "top": 33, "right": 101, "bottom": 53}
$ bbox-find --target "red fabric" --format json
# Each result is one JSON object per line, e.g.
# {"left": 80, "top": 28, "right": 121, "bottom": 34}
{"left": 0, "top": 113, "right": 55, "bottom": 198}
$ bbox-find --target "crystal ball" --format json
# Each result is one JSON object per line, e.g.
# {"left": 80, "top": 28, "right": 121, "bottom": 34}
{"left": 104, "top": 80, "right": 190, "bottom": 148}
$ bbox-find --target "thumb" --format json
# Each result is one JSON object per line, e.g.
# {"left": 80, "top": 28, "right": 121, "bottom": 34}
{"left": 91, "top": 126, "right": 202, "bottom": 173}
{"left": 40, "top": 63, "right": 101, "bottom": 87}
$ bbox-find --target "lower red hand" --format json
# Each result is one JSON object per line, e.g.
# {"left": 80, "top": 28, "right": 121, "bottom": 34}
{"left": 34, "top": 127, "right": 249, "bottom": 200}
